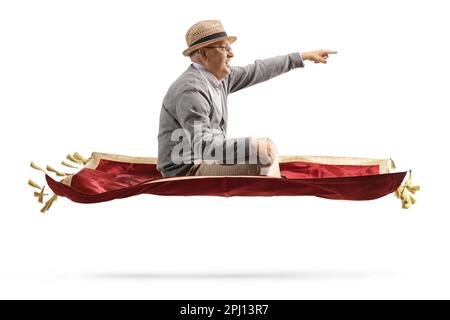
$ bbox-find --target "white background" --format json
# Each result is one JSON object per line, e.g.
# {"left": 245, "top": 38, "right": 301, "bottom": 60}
{"left": 1, "top": 0, "right": 449, "bottom": 299}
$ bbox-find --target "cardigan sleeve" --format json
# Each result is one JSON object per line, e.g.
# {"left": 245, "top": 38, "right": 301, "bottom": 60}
{"left": 175, "top": 89, "right": 249, "bottom": 164}
{"left": 226, "top": 52, "right": 304, "bottom": 94}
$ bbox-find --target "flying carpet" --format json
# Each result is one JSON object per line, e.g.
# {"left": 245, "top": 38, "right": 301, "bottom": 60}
{"left": 28, "top": 152, "right": 420, "bottom": 213}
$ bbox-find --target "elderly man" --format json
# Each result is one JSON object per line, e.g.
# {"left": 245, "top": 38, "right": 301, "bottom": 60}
{"left": 157, "top": 20, "right": 336, "bottom": 177}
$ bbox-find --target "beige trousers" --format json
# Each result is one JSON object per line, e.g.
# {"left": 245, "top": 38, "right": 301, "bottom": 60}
{"left": 186, "top": 157, "right": 281, "bottom": 178}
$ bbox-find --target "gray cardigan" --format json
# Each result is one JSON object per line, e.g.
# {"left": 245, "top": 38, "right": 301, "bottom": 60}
{"left": 157, "top": 52, "right": 304, "bottom": 177}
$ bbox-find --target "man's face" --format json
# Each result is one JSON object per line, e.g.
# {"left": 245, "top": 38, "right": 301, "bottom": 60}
{"left": 202, "top": 40, "right": 234, "bottom": 80}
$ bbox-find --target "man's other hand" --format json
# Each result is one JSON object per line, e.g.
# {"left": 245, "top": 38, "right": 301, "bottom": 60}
{"left": 250, "top": 137, "right": 276, "bottom": 166}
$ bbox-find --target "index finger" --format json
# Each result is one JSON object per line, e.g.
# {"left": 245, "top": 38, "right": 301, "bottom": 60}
{"left": 325, "top": 50, "right": 338, "bottom": 54}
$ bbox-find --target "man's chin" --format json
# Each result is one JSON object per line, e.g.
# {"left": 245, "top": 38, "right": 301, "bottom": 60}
{"left": 217, "top": 67, "right": 231, "bottom": 80}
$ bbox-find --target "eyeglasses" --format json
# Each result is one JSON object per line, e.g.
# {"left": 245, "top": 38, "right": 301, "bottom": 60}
{"left": 204, "top": 45, "right": 233, "bottom": 53}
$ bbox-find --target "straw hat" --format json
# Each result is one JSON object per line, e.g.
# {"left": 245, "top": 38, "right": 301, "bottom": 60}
{"left": 183, "top": 20, "right": 237, "bottom": 56}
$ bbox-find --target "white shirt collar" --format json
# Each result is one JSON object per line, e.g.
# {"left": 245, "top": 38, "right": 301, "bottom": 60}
{"left": 192, "top": 62, "right": 222, "bottom": 90}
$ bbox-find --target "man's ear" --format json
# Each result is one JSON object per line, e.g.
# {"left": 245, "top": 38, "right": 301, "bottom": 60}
{"left": 199, "top": 48, "right": 208, "bottom": 61}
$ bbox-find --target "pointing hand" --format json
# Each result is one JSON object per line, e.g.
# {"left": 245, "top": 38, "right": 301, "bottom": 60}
{"left": 301, "top": 50, "right": 338, "bottom": 64}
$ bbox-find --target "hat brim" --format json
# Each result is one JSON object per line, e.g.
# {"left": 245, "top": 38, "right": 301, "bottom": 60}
{"left": 182, "top": 36, "right": 237, "bottom": 56}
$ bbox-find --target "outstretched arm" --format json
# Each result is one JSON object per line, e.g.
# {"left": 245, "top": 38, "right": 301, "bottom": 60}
{"left": 227, "top": 50, "right": 337, "bottom": 94}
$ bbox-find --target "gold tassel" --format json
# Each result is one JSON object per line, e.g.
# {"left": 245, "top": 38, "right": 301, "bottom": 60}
{"left": 29, "top": 180, "right": 47, "bottom": 203}
{"left": 30, "top": 162, "right": 45, "bottom": 172}
{"left": 394, "top": 170, "right": 420, "bottom": 209}
{"left": 40, "top": 195, "right": 58, "bottom": 213}
{"left": 33, "top": 186, "right": 47, "bottom": 203}
{"left": 402, "top": 201, "right": 412, "bottom": 209}
{"left": 73, "top": 152, "right": 89, "bottom": 165}
{"left": 408, "top": 185, "right": 420, "bottom": 194}
{"left": 28, "top": 179, "right": 42, "bottom": 190}
{"left": 61, "top": 160, "right": 79, "bottom": 169}
{"left": 67, "top": 154, "right": 84, "bottom": 164}
{"left": 390, "top": 158, "right": 397, "bottom": 170}
{"left": 46, "top": 165, "right": 69, "bottom": 177}
{"left": 404, "top": 172, "right": 420, "bottom": 194}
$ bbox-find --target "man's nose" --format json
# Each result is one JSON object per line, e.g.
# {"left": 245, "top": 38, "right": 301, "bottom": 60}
{"left": 227, "top": 51, "right": 234, "bottom": 58}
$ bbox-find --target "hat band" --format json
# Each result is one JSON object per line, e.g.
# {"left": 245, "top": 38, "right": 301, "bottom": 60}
{"left": 190, "top": 31, "right": 228, "bottom": 47}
